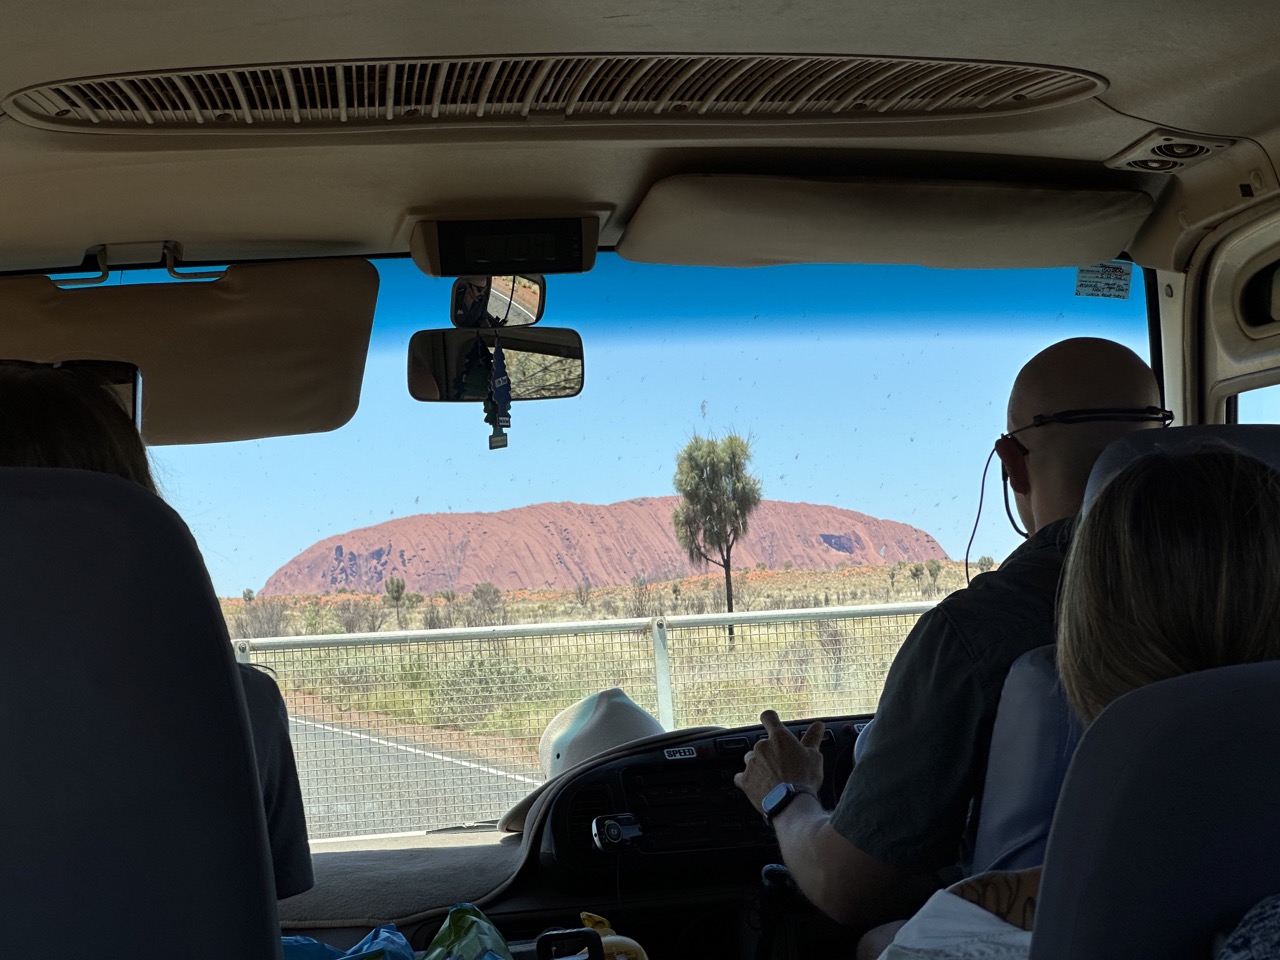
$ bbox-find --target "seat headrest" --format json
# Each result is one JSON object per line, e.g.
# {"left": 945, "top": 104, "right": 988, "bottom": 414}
{"left": 1031, "top": 662, "right": 1280, "bottom": 960}
{"left": 1082, "top": 424, "right": 1280, "bottom": 515}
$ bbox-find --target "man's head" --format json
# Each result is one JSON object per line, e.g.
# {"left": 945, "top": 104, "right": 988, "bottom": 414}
{"left": 462, "top": 277, "right": 489, "bottom": 306}
{"left": 1058, "top": 446, "right": 1280, "bottom": 723}
{"left": 997, "top": 338, "right": 1162, "bottom": 533}
{"left": 0, "top": 362, "right": 156, "bottom": 493}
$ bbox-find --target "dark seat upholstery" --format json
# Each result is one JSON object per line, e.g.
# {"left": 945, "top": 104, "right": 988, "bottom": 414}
{"left": 969, "top": 645, "right": 1082, "bottom": 874}
{"left": 1030, "top": 662, "right": 1280, "bottom": 960}
{"left": 0, "top": 469, "right": 281, "bottom": 958}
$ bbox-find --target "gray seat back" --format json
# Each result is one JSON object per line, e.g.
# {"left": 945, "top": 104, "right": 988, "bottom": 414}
{"left": 969, "top": 645, "right": 1082, "bottom": 874}
{"left": 1082, "top": 423, "right": 1280, "bottom": 512}
{"left": 0, "top": 469, "right": 281, "bottom": 959}
{"left": 1030, "top": 662, "right": 1280, "bottom": 960}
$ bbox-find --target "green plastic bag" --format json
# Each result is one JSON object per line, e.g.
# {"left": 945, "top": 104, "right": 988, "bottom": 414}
{"left": 422, "top": 903, "right": 514, "bottom": 960}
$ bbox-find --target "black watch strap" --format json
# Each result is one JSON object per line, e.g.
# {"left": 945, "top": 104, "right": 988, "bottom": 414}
{"left": 761, "top": 782, "right": 817, "bottom": 826}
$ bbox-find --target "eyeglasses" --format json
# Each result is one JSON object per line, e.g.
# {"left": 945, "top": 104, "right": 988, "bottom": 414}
{"left": 1003, "top": 405, "right": 1175, "bottom": 449}
{"left": 994, "top": 405, "right": 1174, "bottom": 537}
{"left": 964, "top": 404, "right": 1178, "bottom": 574}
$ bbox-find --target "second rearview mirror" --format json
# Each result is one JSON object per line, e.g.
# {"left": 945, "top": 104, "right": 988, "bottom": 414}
{"left": 450, "top": 274, "right": 545, "bottom": 328}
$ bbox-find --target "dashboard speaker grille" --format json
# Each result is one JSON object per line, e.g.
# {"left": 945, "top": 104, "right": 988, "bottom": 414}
{"left": 4, "top": 55, "right": 1105, "bottom": 133}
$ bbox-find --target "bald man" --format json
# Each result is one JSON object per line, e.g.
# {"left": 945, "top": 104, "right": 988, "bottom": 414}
{"left": 734, "top": 338, "right": 1165, "bottom": 935}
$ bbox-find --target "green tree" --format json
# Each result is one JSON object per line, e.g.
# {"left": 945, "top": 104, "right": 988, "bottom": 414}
{"left": 242, "top": 587, "right": 255, "bottom": 603}
{"left": 470, "top": 582, "right": 504, "bottom": 627}
{"left": 925, "top": 558, "right": 942, "bottom": 597}
{"left": 910, "top": 563, "right": 925, "bottom": 595}
{"left": 384, "top": 575, "right": 406, "bottom": 628}
{"left": 976, "top": 555, "right": 996, "bottom": 573}
{"left": 672, "top": 432, "right": 763, "bottom": 648}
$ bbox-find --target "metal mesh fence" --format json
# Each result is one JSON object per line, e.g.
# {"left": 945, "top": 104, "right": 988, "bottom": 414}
{"left": 242, "top": 603, "right": 930, "bottom": 841}
{"left": 663, "top": 607, "right": 927, "bottom": 728}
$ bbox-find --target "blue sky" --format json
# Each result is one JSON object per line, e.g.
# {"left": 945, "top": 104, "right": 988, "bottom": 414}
{"left": 147, "top": 255, "right": 1150, "bottom": 596}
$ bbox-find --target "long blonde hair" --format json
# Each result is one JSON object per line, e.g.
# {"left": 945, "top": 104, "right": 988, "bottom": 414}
{"left": 1058, "top": 445, "right": 1280, "bottom": 724}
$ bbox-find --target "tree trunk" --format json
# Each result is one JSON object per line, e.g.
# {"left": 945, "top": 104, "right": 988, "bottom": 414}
{"left": 724, "top": 545, "right": 735, "bottom": 651}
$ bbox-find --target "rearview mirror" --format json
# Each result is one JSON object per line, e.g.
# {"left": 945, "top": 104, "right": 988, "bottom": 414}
{"left": 450, "top": 275, "right": 545, "bottom": 328}
{"left": 408, "top": 327, "right": 583, "bottom": 402}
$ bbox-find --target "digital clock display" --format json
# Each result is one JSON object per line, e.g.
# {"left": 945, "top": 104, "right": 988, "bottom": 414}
{"left": 462, "top": 232, "right": 559, "bottom": 265}
{"left": 437, "top": 218, "right": 588, "bottom": 275}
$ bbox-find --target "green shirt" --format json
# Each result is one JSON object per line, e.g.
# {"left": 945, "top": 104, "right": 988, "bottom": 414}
{"left": 830, "top": 517, "right": 1073, "bottom": 872}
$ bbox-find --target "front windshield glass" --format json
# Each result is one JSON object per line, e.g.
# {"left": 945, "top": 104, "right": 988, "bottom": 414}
{"left": 147, "top": 255, "right": 1149, "bottom": 846}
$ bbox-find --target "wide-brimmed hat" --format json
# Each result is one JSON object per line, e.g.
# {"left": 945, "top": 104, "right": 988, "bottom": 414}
{"left": 499, "top": 687, "right": 665, "bottom": 833}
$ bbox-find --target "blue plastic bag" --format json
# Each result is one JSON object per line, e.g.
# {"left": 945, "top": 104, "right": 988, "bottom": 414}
{"left": 282, "top": 923, "right": 416, "bottom": 960}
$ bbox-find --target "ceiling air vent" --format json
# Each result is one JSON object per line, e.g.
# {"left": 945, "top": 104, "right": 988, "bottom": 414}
{"left": 3, "top": 55, "right": 1105, "bottom": 133}
{"left": 1107, "top": 129, "right": 1235, "bottom": 174}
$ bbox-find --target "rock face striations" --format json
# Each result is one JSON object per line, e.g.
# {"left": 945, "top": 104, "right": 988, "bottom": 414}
{"left": 260, "top": 497, "right": 948, "bottom": 596}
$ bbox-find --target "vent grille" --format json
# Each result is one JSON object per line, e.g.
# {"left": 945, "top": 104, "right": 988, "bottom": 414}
{"left": 5, "top": 55, "right": 1104, "bottom": 132}
{"left": 562, "top": 781, "right": 616, "bottom": 856}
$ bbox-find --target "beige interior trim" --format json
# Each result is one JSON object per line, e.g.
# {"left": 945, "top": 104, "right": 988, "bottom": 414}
{"left": 0, "top": 258, "right": 379, "bottom": 445}
{"left": 1193, "top": 198, "right": 1280, "bottom": 420}
{"left": 616, "top": 174, "right": 1154, "bottom": 269}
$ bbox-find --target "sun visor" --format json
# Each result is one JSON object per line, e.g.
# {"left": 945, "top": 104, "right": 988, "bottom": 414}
{"left": 0, "top": 258, "right": 379, "bottom": 445}
{"left": 616, "top": 175, "right": 1154, "bottom": 269}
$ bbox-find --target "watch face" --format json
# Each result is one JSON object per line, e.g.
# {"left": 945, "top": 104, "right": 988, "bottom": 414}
{"left": 762, "top": 782, "right": 792, "bottom": 817}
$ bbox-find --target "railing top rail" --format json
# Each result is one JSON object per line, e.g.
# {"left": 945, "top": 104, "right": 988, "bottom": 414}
{"left": 658, "top": 601, "right": 935, "bottom": 630}
{"left": 233, "top": 601, "right": 937, "bottom": 652}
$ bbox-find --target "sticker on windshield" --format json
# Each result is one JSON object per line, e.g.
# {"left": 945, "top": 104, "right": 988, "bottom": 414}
{"left": 1075, "top": 261, "right": 1133, "bottom": 299}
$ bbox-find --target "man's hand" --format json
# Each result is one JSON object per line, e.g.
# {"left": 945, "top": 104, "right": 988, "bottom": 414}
{"left": 733, "top": 709, "right": 826, "bottom": 813}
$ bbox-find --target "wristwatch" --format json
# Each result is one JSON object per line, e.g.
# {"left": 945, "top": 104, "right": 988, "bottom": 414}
{"left": 761, "top": 782, "right": 817, "bottom": 826}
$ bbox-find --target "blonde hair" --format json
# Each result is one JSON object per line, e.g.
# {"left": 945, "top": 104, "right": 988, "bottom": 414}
{"left": 1058, "top": 445, "right": 1280, "bottom": 724}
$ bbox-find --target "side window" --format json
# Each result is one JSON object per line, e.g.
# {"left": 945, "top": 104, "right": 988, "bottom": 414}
{"left": 1235, "top": 385, "right": 1280, "bottom": 422}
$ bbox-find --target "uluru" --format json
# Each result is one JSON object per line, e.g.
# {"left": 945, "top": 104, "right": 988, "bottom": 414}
{"left": 260, "top": 497, "right": 948, "bottom": 596}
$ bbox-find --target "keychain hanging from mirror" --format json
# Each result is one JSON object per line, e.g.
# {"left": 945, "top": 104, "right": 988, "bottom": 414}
{"left": 486, "top": 337, "right": 512, "bottom": 450}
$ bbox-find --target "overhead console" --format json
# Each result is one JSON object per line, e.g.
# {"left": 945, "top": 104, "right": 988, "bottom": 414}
{"left": 538, "top": 716, "right": 870, "bottom": 882}
{"left": 410, "top": 218, "right": 599, "bottom": 276}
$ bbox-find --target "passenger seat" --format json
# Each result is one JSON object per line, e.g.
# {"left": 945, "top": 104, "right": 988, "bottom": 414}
{"left": 0, "top": 469, "right": 282, "bottom": 959}
{"left": 971, "top": 423, "right": 1280, "bottom": 878}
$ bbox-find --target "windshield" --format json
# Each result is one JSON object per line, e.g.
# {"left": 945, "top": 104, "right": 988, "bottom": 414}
{"left": 147, "top": 254, "right": 1149, "bottom": 845}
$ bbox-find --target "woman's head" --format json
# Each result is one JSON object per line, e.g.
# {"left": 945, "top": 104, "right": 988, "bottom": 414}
{"left": 1058, "top": 445, "right": 1280, "bottom": 724}
{"left": 0, "top": 362, "right": 155, "bottom": 492}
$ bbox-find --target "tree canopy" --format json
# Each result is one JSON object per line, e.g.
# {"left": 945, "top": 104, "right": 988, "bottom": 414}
{"left": 672, "top": 432, "right": 763, "bottom": 645}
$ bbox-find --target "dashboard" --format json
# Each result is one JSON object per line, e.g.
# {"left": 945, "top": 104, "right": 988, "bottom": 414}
{"left": 537, "top": 715, "right": 872, "bottom": 882}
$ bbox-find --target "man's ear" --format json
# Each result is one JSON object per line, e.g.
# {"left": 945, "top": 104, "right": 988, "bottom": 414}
{"left": 995, "top": 436, "right": 1031, "bottom": 495}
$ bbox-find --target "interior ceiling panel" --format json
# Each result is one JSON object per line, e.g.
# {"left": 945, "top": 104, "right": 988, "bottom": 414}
{"left": 0, "top": 0, "right": 1276, "bottom": 271}
{"left": 0, "top": 0, "right": 1278, "bottom": 134}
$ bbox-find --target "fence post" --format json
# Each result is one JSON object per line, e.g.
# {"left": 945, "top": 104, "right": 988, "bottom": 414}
{"left": 233, "top": 640, "right": 252, "bottom": 665}
{"left": 651, "top": 617, "right": 675, "bottom": 730}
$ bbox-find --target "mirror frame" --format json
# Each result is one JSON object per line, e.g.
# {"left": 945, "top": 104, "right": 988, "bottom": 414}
{"left": 408, "top": 326, "right": 584, "bottom": 403}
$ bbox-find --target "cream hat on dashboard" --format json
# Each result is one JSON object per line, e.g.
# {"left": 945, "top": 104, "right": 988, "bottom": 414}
{"left": 499, "top": 687, "right": 665, "bottom": 833}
